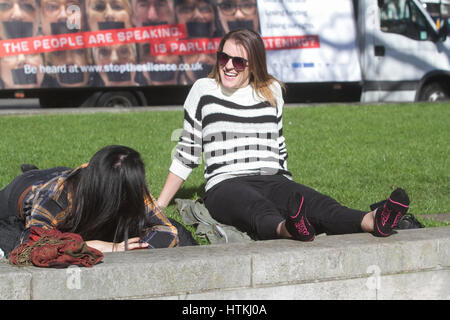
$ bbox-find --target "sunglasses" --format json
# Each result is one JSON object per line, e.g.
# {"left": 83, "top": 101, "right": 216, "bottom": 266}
{"left": 217, "top": 51, "right": 248, "bottom": 72}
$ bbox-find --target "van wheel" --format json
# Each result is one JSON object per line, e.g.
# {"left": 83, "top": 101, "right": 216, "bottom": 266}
{"left": 419, "top": 83, "right": 448, "bottom": 102}
{"left": 95, "top": 91, "right": 139, "bottom": 107}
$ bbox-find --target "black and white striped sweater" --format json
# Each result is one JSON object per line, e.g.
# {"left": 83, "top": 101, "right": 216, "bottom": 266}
{"left": 170, "top": 78, "right": 291, "bottom": 191}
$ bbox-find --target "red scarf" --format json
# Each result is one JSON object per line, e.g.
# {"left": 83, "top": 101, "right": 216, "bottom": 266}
{"left": 9, "top": 227, "right": 103, "bottom": 268}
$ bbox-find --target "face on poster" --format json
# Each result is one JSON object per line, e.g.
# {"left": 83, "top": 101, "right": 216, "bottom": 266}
{"left": 92, "top": 43, "right": 139, "bottom": 86}
{"left": 45, "top": 48, "right": 90, "bottom": 87}
{"left": 0, "top": 53, "right": 44, "bottom": 88}
{"left": 131, "top": 0, "right": 176, "bottom": 27}
{"left": 0, "top": 0, "right": 40, "bottom": 39}
{"left": 216, "top": 0, "right": 259, "bottom": 34}
{"left": 86, "top": 0, "right": 132, "bottom": 31}
{"left": 138, "top": 42, "right": 181, "bottom": 85}
{"left": 40, "top": 0, "right": 84, "bottom": 35}
{"left": 174, "top": 0, "right": 215, "bottom": 38}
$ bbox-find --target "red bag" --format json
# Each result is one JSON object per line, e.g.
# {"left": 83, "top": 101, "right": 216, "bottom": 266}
{"left": 9, "top": 227, "right": 103, "bottom": 268}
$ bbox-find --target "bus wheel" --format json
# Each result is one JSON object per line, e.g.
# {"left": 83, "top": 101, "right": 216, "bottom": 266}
{"left": 419, "top": 83, "right": 448, "bottom": 102}
{"left": 95, "top": 91, "right": 139, "bottom": 107}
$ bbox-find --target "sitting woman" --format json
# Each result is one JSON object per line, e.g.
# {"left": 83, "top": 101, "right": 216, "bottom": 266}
{"left": 0, "top": 145, "right": 179, "bottom": 254}
{"left": 157, "top": 28, "right": 410, "bottom": 242}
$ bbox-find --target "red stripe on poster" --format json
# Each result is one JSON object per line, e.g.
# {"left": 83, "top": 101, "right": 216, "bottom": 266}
{"left": 263, "top": 35, "right": 320, "bottom": 50}
{"left": 150, "top": 38, "right": 221, "bottom": 56}
{"left": 0, "top": 24, "right": 186, "bottom": 57}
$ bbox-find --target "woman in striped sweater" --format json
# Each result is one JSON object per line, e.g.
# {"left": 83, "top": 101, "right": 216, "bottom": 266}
{"left": 158, "top": 28, "right": 410, "bottom": 241}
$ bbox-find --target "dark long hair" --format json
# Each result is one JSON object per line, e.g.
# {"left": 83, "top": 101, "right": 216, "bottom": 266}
{"left": 58, "top": 145, "right": 150, "bottom": 246}
{"left": 209, "top": 28, "right": 285, "bottom": 106}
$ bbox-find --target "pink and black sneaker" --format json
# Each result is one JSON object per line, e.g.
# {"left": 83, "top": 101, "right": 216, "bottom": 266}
{"left": 285, "top": 193, "right": 315, "bottom": 242}
{"left": 373, "top": 188, "right": 410, "bottom": 237}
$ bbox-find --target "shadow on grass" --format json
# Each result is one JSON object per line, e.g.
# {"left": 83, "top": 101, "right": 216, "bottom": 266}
{"left": 174, "top": 182, "right": 206, "bottom": 202}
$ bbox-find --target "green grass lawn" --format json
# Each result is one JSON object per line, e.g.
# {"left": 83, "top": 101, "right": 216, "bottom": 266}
{"left": 0, "top": 102, "right": 449, "bottom": 234}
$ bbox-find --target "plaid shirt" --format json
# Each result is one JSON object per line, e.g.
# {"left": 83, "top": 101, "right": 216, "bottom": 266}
{"left": 22, "top": 164, "right": 178, "bottom": 248}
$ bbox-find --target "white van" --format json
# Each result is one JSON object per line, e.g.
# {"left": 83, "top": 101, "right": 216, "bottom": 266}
{"left": 357, "top": 0, "right": 449, "bottom": 102}
{"left": 260, "top": 0, "right": 449, "bottom": 102}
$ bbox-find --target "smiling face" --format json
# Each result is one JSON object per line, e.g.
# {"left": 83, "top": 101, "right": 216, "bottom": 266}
{"left": 219, "top": 38, "right": 250, "bottom": 89}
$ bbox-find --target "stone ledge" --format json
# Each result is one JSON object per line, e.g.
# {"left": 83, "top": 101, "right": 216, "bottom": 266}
{"left": 1, "top": 226, "right": 449, "bottom": 300}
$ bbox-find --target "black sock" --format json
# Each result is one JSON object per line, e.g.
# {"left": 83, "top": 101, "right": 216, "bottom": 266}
{"left": 285, "top": 193, "right": 315, "bottom": 241}
{"left": 373, "top": 188, "right": 410, "bottom": 237}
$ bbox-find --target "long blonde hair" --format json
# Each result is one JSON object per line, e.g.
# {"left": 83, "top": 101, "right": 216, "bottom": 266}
{"left": 209, "top": 28, "right": 285, "bottom": 107}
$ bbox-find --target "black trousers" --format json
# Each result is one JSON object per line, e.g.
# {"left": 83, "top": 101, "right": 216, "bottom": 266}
{"left": 0, "top": 167, "right": 71, "bottom": 220}
{"left": 203, "top": 175, "right": 367, "bottom": 240}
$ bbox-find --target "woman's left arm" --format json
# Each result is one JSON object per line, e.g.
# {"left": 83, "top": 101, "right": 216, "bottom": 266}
{"left": 86, "top": 238, "right": 149, "bottom": 252}
{"left": 88, "top": 195, "right": 179, "bottom": 252}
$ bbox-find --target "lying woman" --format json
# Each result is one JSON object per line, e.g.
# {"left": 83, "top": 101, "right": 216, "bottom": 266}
{"left": 0, "top": 145, "right": 180, "bottom": 254}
